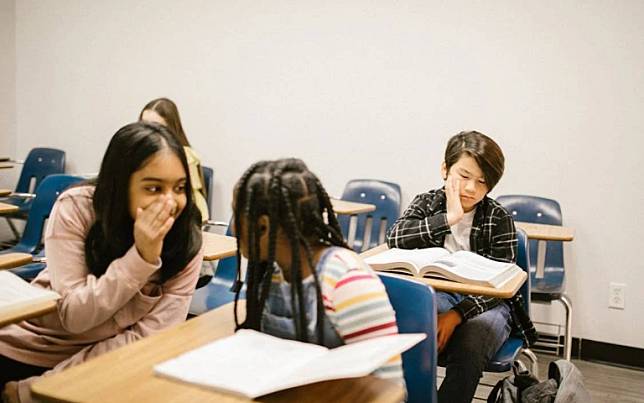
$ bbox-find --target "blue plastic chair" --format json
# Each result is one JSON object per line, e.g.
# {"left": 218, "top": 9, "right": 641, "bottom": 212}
{"left": 378, "top": 273, "right": 437, "bottom": 403}
{"left": 201, "top": 165, "right": 213, "bottom": 216}
{"left": 337, "top": 179, "right": 401, "bottom": 252}
{"left": 2, "top": 174, "right": 84, "bottom": 279}
{"left": 484, "top": 228, "right": 538, "bottom": 373}
{"left": 189, "top": 223, "right": 245, "bottom": 315}
{"left": 496, "top": 195, "right": 572, "bottom": 360}
{"left": 2, "top": 148, "right": 66, "bottom": 239}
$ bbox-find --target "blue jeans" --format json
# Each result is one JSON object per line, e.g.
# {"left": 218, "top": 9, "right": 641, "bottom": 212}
{"left": 436, "top": 292, "right": 511, "bottom": 403}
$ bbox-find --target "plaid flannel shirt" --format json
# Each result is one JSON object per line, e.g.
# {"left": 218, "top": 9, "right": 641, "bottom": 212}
{"left": 386, "top": 188, "right": 537, "bottom": 347}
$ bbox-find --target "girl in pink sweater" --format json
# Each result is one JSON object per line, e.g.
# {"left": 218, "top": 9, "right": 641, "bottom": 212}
{"left": 0, "top": 122, "right": 204, "bottom": 402}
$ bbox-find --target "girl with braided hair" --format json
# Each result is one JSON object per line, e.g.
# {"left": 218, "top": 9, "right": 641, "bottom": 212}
{"left": 231, "top": 158, "right": 404, "bottom": 384}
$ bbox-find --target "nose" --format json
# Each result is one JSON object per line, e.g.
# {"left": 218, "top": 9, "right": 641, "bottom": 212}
{"left": 464, "top": 179, "right": 476, "bottom": 194}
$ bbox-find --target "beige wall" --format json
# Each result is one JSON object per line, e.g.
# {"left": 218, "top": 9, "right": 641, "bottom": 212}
{"left": 0, "top": 0, "right": 16, "bottom": 190}
{"left": 13, "top": 1, "right": 644, "bottom": 348}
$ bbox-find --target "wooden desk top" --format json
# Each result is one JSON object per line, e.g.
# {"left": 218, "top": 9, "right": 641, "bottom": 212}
{"left": 0, "top": 253, "right": 33, "bottom": 270}
{"left": 32, "top": 302, "right": 404, "bottom": 403}
{"left": 0, "top": 299, "right": 58, "bottom": 328}
{"left": 0, "top": 202, "right": 19, "bottom": 214}
{"left": 331, "top": 199, "right": 376, "bottom": 215}
{"left": 360, "top": 244, "right": 526, "bottom": 299}
{"left": 202, "top": 231, "right": 237, "bottom": 261}
{"left": 515, "top": 221, "right": 574, "bottom": 242}
{"left": 0, "top": 188, "right": 11, "bottom": 197}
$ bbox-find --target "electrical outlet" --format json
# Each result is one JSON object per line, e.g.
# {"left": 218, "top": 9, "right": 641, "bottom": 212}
{"left": 609, "top": 283, "right": 626, "bottom": 310}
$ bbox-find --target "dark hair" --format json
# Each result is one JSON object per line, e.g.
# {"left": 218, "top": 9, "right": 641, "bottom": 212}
{"left": 232, "top": 158, "right": 347, "bottom": 344}
{"left": 139, "top": 98, "right": 191, "bottom": 147}
{"left": 444, "top": 131, "right": 505, "bottom": 191}
{"left": 85, "top": 121, "right": 202, "bottom": 283}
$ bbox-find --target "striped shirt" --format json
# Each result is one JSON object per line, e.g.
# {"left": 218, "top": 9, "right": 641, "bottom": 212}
{"left": 267, "top": 247, "right": 404, "bottom": 383}
{"left": 387, "top": 188, "right": 537, "bottom": 346}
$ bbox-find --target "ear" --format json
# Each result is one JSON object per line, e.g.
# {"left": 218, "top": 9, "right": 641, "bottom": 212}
{"left": 440, "top": 161, "right": 448, "bottom": 181}
{"left": 257, "top": 215, "right": 271, "bottom": 261}
{"left": 257, "top": 215, "right": 270, "bottom": 235}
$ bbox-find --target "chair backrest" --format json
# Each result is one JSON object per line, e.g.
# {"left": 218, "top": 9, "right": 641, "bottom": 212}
{"left": 201, "top": 165, "right": 213, "bottom": 215}
{"left": 15, "top": 174, "right": 84, "bottom": 254}
{"left": 496, "top": 195, "right": 564, "bottom": 274}
{"left": 15, "top": 148, "right": 66, "bottom": 193}
{"left": 338, "top": 179, "right": 401, "bottom": 252}
{"left": 378, "top": 273, "right": 437, "bottom": 403}
{"left": 516, "top": 228, "right": 531, "bottom": 311}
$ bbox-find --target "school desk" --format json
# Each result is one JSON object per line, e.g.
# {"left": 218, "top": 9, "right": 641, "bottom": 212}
{"left": 0, "top": 299, "right": 58, "bottom": 328}
{"left": 0, "top": 188, "right": 11, "bottom": 197}
{"left": 514, "top": 221, "right": 574, "bottom": 279}
{"left": 360, "top": 244, "right": 527, "bottom": 299}
{"left": 0, "top": 253, "right": 34, "bottom": 270}
{"left": 202, "top": 231, "right": 237, "bottom": 261}
{"left": 330, "top": 198, "right": 376, "bottom": 215}
{"left": 31, "top": 301, "right": 405, "bottom": 403}
{"left": 0, "top": 202, "right": 19, "bottom": 214}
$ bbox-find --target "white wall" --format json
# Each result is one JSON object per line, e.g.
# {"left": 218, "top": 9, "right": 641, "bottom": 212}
{"left": 13, "top": 1, "right": 644, "bottom": 349}
{"left": 0, "top": 0, "right": 16, "bottom": 190}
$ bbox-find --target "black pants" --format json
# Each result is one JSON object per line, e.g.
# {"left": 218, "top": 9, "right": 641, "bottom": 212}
{"left": 0, "top": 354, "right": 49, "bottom": 392}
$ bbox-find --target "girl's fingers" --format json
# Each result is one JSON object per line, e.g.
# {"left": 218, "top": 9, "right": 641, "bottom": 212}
{"left": 158, "top": 216, "right": 175, "bottom": 237}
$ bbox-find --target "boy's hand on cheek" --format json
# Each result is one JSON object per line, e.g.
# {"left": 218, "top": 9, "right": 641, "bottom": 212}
{"left": 134, "top": 196, "right": 176, "bottom": 265}
{"left": 445, "top": 176, "right": 464, "bottom": 226}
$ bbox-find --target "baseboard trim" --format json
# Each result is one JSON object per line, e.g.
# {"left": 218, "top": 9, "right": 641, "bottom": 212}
{"left": 574, "top": 338, "right": 644, "bottom": 370}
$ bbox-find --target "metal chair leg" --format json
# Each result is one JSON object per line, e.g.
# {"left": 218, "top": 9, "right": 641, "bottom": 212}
{"left": 521, "top": 348, "right": 539, "bottom": 375}
{"left": 6, "top": 217, "right": 21, "bottom": 241}
{"left": 559, "top": 294, "right": 573, "bottom": 361}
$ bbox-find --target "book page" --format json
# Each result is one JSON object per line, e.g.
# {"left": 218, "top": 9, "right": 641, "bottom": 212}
{"left": 154, "top": 329, "right": 328, "bottom": 398}
{"left": 365, "top": 247, "right": 451, "bottom": 274}
{"left": 0, "top": 271, "right": 60, "bottom": 308}
{"left": 286, "top": 333, "right": 426, "bottom": 386}
{"left": 155, "top": 330, "right": 425, "bottom": 398}
{"left": 425, "top": 251, "right": 516, "bottom": 287}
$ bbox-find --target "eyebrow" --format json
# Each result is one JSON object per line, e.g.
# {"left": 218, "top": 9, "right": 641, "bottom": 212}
{"left": 458, "top": 168, "right": 484, "bottom": 179}
{"left": 141, "top": 177, "right": 186, "bottom": 182}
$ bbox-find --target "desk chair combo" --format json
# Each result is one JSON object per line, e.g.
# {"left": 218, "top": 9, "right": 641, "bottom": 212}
{"left": 338, "top": 179, "right": 401, "bottom": 252}
{"left": 497, "top": 195, "right": 573, "bottom": 361}
{"left": 1, "top": 174, "right": 84, "bottom": 280}
{"left": 1, "top": 148, "right": 66, "bottom": 241}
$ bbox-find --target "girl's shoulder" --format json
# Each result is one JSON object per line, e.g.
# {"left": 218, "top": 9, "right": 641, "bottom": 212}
{"left": 318, "top": 246, "right": 374, "bottom": 281}
{"left": 51, "top": 185, "right": 96, "bottom": 229}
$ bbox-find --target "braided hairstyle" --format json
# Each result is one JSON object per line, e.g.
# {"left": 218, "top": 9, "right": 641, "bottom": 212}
{"left": 232, "top": 158, "right": 347, "bottom": 344}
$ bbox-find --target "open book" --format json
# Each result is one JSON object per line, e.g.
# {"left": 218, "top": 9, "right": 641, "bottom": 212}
{"left": 364, "top": 247, "right": 521, "bottom": 288}
{"left": 0, "top": 271, "right": 60, "bottom": 319}
{"left": 154, "top": 329, "right": 424, "bottom": 399}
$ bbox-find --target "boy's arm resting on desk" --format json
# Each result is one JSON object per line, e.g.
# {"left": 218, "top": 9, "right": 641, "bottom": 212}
{"left": 386, "top": 193, "right": 450, "bottom": 249}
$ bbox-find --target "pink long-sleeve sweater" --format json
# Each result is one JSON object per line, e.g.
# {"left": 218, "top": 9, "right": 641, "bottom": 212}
{"left": 0, "top": 186, "right": 203, "bottom": 401}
